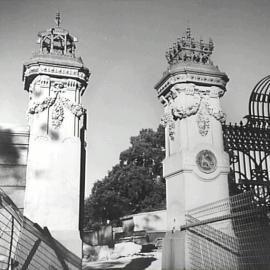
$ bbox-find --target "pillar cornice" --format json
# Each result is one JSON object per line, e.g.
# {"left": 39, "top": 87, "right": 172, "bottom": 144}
{"left": 155, "top": 66, "right": 228, "bottom": 99}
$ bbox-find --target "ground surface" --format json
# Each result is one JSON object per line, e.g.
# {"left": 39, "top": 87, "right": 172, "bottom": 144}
{"left": 82, "top": 250, "right": 162, "bottom": 270}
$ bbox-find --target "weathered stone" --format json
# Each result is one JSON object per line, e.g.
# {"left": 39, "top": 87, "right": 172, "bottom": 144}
{"left": 23, "top": 20, "right": 90, "bottom": 259}
{"left": 155, "top": 29, "right": 231, "bottom": 269}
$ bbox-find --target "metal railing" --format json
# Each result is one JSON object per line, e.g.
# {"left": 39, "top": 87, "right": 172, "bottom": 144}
{"left": 0, "top": 189, "right": 81, "bottom": 270}
{"left": 183, "top": 191, "right": 270, "bottom": 270}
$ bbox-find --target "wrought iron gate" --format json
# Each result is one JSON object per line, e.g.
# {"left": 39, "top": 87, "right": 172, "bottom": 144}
{"left": 223, "top": 75, "right": 270, "bottom": 206}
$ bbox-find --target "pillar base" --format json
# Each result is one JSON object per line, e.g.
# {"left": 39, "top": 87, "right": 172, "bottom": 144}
{"left": 162, "top": 231, "right": 188, "bottom": 270}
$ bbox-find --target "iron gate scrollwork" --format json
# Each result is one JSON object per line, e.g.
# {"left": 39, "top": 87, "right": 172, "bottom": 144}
{"left": 223, "top": 75, "right": 270, "bottom": 206}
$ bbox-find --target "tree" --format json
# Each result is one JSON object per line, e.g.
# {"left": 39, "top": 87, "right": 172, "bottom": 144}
{"left": 84, "top": 125, "right": 165, "bottom": 229}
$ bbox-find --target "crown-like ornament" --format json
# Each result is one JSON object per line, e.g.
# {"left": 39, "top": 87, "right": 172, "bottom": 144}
{"left": 165, "top": 27, "right": 214, "bottom": 66}
{"left": 36, "top": 12, "right": 78, "bottom": 57}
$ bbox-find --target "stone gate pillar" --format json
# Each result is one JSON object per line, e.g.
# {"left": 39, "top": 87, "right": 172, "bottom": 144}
{"left": 22, "top": 15, "right": 90, "bottom": 259}
{"left": 154, "top": 28, "right": 230, "bottom": 269}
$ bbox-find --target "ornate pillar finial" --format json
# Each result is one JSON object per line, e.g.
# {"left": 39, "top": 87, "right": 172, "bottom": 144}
{"left": 55, "top": 11, "right": 61, "bottom": 27}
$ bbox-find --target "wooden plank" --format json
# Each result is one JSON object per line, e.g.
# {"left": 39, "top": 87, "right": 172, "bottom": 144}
{"left": 43, "top": 227, "right": 69, "bottom": 270}
{"left": 21, "top": 238, "right": 41, "bottom": 270}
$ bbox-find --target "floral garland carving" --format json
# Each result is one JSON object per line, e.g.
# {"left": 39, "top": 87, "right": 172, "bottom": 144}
{"left": 205, "top": 101, "right": 226, "bottom": 123}
{"left": 161, "top": 94, "right": 201, "bottom": 140}
{"left": 51, "top": 98, "right": 64, "bottom": 128}
{"left": 27, "top": 94, "right": 86, "bottom": 129}
{"left": 61, "top": 97, "right": 86, "bottom": 117}
{"left": 196, "top": 102, "right": 210, "bottom": 136}
{"left": 161, "top": 111, "right": 175, "bottom": 139}
{"left": 161, "top": 89, "right": 226, "bottom": 139}
{"left": 27, "top": 96, "right": 56, "bottom": 114}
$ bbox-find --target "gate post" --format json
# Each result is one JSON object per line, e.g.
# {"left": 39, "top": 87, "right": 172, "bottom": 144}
{"left": 162, "top": 231, "right": 187, "bottom": 270}
{"left": 22, "top": 14, "right": 90, "bottom": 258}
{"left": 154, "top": 28, "right": 230, "bottom": 269}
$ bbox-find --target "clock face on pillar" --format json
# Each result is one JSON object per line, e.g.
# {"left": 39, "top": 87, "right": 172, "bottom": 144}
{"left": 196, "top": 150, "right": 217, "bottom": 174}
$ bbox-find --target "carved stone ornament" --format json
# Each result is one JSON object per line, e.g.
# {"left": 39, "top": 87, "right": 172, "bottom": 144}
{"left": 197, "top": 102, "right": 210, "bottom": 136}
{"left": 196, "top": 150, "right": 217, "bottom": 174}
{"left": 27, "top": 93, "right": 86, "bottom": 129}
{"left": 205, "top": 99, "right": 226, "bottom": 123}
{"left": 165, "top": 28, "right": 214, "bottom": 66}
{"left": 161, "top": 84, "right": 225, "bottom": 139}
{"left": 160, "top": 96, "right": 176, "bottom": 139}
{"left": 52, "top": 82, "right": 65, "bottom": 92}
{"left": 161, "top": 111, "right": 175, "bottom": 139}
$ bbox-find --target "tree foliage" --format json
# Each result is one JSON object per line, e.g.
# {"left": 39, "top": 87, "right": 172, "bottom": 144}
{"left": 84, "top": 125, "right": 165, "bottom": 229}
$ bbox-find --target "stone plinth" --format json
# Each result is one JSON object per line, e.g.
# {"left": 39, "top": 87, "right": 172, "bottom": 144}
{"left": 162, "top": 231, "right": 187, "bottom": 270}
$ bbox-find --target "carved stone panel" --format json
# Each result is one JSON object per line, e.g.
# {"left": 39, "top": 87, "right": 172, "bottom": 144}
{"left": 196, "top": 149, "right": 217, "bottom": 174}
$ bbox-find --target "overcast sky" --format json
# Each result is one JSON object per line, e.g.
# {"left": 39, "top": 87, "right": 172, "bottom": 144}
{"left": 0, "top": 0, "right": 270, "bottom": 195}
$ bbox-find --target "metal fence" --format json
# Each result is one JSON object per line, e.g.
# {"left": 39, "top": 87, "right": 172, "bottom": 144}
{"left": 0, "top": 189, "right": 81, "bottom": 270}
{"left": 183, "top": 191, "right": 270, "bottom": 270}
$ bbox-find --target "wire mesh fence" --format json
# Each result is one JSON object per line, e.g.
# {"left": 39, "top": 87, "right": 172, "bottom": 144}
{"left": 0, "top": 189, "right": 81, "bottom": 270}
{"left": 184, "top": 191, "right": 270, "bottom": 270}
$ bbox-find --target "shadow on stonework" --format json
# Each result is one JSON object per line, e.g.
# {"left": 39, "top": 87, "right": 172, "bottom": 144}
{"left": 0, "top": 128, "right": 19, "bottom": 164}
{"left": 50, "top": 129, "right": 60, "bottom": 141}
{"left": 142, "top": 214, "right": 161, "bottom": 231}
{"left": 122, "top": 257, "right": 156, "bottom": 270}
{"left": 83, "top": 257, "right": 156, "bottom": 270}
{"left": 40, "top": 123, "right": 60, "bottom": 141}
